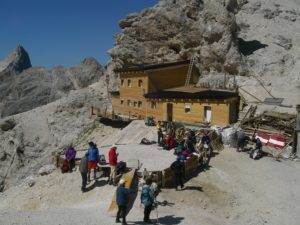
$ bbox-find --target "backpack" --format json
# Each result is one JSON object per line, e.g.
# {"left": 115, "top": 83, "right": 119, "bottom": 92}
{"left": 61, "top": 159, "right": 69, "bottom": 173}
{"left": 99, "top": 154, "right": 106, "bottom": 165}
{"left": 116, "top": 161, "right": 127, "bottom": 174}
{"left": 141, "top": 186, "right": 154, "bottom": 206}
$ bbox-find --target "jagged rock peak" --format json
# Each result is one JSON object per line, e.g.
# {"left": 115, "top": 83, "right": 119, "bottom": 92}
{"left": 0, "top": 44, "right": 32, "bottom": 73}
{"left": 80, "top": 57, "right": 101, "bottom": 67}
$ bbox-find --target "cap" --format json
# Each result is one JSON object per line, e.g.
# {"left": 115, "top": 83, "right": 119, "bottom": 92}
{"left": 119, "top": 179, "right": 126, "bottom": 185}
{"left": 112, "top": 144, "right": 117, "bottom": 149}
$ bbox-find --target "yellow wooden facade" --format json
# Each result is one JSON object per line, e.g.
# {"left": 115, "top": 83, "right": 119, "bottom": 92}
{"left": 144, "top": 98, "right": 238, "bottom": 126}
{"left": 111, "top": 61, "right": 238, "bottom": 125}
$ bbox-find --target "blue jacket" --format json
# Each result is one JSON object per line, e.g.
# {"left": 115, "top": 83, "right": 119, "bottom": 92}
{"left": 141, "top": 185, "right": 154, "bottom": 207}
{"left": 88, "top": 145, "right": 99, "bottom": 162}
{"left": 116, "top": 184, "right": 135, "bottom": 206}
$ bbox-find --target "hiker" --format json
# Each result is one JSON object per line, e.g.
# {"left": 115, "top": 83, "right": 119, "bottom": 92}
{"left": 65, "top": 144, "right": 76, "bottom": 172}
{"left": 185, "top": 137, "right": 195, "bottom": 153}
{"left": 199, "top": 130, "right": 212, "bottom": 151}
{"left": 170, "top": 157, "right": 185, "bottom": 191}
{"left": 189, "top": 130, "right": 197, "bottom": 145}
{"left": 169, "top": 122, "right": 176, "bottom": 138}
{"left": 164, "top": 134, "right": 175, "bottom": 150}
{"left": 174, "top": 140, "right": 186, "bottom": 155}
{"left": 141, "top": 178, "right": 155, "bottom": 223}
{"left": 79, "top": 153, "right": 88, "bottom": 192}
{"left": 116, "top": 179, "right": 135, "bottom": 225}
{"left": 157, "top": 122, "right": 163, "bottom": 145}
{"left": 87, "top": 141, "right": 99, "bottom": 182}
{"left": 236, "top": 129, "right": 246, "bottom": 152}
{"left": 108, "top": 144, "right": 118, "bottom": 185}
{"left": 250, "top": 138, "right": 263, "bottom": 159}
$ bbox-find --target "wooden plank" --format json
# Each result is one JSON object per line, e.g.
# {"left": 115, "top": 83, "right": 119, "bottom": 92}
{"left": 184, "top": 156, "right": 198, "bottom": 178}
{"left": 107, "top": 168, "right": 136, "bottom": 213}
{"left": 162, "top": 167, "right": 174, "bottom": 188}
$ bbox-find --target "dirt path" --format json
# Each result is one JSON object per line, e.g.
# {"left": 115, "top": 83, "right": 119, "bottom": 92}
{"left": 0, "top": 148, "right": 299, "bottom": 225}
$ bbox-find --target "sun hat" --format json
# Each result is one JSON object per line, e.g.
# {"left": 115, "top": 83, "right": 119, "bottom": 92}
{"left": 119, "top": 179, "right": 126, "bottom": 185}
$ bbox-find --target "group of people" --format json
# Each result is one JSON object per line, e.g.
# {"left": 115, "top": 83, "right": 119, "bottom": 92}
{"left": 61, "top": 144, "right": 77, "bottom": 173}
{"left": 157, "top": 121, "right": 177, "bottom": 150}
{"left": 78, "top": 141, "right": 100, "bottom": 192}
{"left": 64, "top": 141, "right": 120, "bottom": 192}
{"left": 116, "top": 177, "right": 156, "bottom": 225}
{"left": 236, "top": 129, "right": 264, "bottom": 159}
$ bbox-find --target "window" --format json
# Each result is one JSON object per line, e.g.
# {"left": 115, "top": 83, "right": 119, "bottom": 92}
{"left": 138, "top": 101, "right": 142, "bottom": 108}
{"left": 138, "top": 79, "right": 143, "bottom": 87}
{"left": 127, "top": 100, "right": 131, "bottom": 106}
{"left": 121, "top": 79, "right": 124, "bottom": 86}
{"left": 134, "top": 101, "right": 137, "bottom": 107}
{"left": 150, "top": 101, "right": 156, "bottom": 109}
{"left": 120, "top": 100, "right": 124, "bottom": 105}
{"left": 127, "top": 79, "right": 131, "bottom": 87}
{"left": 185, "top": 103, "right": 191, "bottom": 113}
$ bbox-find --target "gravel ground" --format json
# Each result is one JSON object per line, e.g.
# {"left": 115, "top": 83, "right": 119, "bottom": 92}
{"left": 1, "top": 147, "right": 299, "bottom": 225}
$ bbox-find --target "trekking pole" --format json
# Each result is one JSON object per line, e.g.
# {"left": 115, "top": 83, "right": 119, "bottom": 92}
{"left": 154, "top": 198, "right": 160, "bottom": 225}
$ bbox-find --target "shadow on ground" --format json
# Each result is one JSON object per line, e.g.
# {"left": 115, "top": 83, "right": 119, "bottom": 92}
{"left": 182, "top": 186, "right": 203, "bottom": 192}
{"left": 85, "top": 179, "right": 107, "bottom": 192}
{"left": 238, "top": 38, "right": 268, "bottom": 56}
{"left": 129, "top": 215, "right": 184, "bottom": 225}
{"left": 156, "top": 200, "right": 175, "bottom": 207}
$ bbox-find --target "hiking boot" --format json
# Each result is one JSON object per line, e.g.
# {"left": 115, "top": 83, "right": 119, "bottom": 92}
{"left": 144, "top": 219, "right": 153, "bottom": 224}
{"left": 122, "top": 221, "right": 127, "bottom": 225}
{"left": 115, "top": 219, "right": 121, "bottom": 223}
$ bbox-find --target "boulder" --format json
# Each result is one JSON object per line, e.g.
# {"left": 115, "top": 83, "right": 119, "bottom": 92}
{"left": 0, "top": 119, "right": 16, "bottom": 131}
{"left": 38, "top": 164, "right": 56, "bottom": 176}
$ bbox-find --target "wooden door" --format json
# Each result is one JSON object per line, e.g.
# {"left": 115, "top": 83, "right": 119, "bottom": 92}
{"left": 167, "top": 103, "right": 173, "bottom": 121}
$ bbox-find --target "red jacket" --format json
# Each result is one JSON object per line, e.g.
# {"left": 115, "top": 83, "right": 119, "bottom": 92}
{"left": 109, "top": 148, "right": 118, "bottom": 166}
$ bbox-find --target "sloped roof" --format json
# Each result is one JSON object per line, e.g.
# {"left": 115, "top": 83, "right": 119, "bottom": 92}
{"left": 114, "top": 60, "right": 190, "bottom": 72}
{"left": 144, "top": 87, "right": 238, "bottom": 100}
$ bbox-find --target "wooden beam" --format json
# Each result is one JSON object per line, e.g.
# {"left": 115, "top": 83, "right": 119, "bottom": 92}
{"left": 238, "top": 86, "right": 263, "bottom": 103}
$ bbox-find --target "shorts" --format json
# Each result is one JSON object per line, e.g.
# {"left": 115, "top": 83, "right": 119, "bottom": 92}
{"left": 88, "top": 161, "right": 98, "bottom": 169}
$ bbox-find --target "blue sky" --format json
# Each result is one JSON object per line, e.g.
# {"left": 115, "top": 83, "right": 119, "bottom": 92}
{"left": 0, "top": 0, "right": 158, "bottom": 68}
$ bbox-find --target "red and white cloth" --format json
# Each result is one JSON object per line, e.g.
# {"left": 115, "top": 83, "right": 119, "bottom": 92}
{"left": 255, "top": 133, "right": 285, "bottom": 149}
{"left": 267, "top": 134, "right": 285, "bottom": 149}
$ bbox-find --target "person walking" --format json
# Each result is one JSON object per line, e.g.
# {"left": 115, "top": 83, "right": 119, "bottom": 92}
{"left": 170, "top": 157, "right": 185, "bottom": 191}
{"left": 79, "top": 153, "right": 88, "bottom": 192}
{"left": 108, "top": 144, "right": 118, "bottom": 185}
{"left": 87, "top": 141, "right": 99, "bottom": 182}
{"left": 141, "top": 178, "right": 155, "bottom": 223}
{"left": 116, "top": 179, "right": 135, "bottom": 225}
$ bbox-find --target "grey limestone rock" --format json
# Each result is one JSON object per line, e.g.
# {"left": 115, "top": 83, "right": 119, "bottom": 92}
{"left": 0, "top": 46, "right": 104, "bottom": 118}
{"left": 0, "top": 45, "right": 31, "bottom": 75}
{"left": 38, "top": 164, "right": 56, "bottom": 176}
{"left": 107, "top": 0, "right": 245, "bottom": 91}
{"left": 0, "top": 119, "right": 16, "bottom": 131}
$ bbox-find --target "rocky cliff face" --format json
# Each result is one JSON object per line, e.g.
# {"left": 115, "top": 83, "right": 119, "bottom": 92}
{"left": 107, "top": 0, "right": 299, "bottom": 109}
{"left": 107, "top": 0, "right": 247, "bottom": 90}
{"left": 0, "top": 46, "right": 104, "bottom": 118}
{"left": 234, "top": 0, "right": 300, "bottom": 107}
